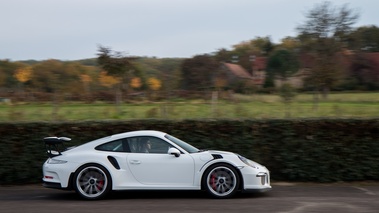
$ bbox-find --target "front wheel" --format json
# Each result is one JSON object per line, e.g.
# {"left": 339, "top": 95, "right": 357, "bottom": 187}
{"left": 203, "top": 164, "right": 240, "bottom": 198}
{"left": 73, "top": 164, "right": 111, "bottom": 200}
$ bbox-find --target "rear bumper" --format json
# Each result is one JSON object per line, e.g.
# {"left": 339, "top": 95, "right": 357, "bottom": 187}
{"left": 43, "top": 181, "right": 67, "bottom": 190}
{"left": 43, "top": 160, "right": 75, "bottom": 189}
{"left": 42, "top": 172, "right": 74, "bottom": 190}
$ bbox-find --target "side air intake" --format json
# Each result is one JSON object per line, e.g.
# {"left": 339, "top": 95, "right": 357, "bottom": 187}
{"left": 212, "top": 154, "right": 223, "bottom": 159}
{"left": 107, "top": 156, "right": 120, "bottom": 170}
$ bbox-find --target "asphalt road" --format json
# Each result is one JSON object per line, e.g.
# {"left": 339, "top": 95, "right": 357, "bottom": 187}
{"left": 1, "top": 182, "right": 378, "bottom": 213}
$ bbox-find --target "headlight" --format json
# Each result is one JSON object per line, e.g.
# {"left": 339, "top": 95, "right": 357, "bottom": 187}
{"left": 238, "top": 155, "right": 257, "bottom": 168}
{"left": 47, "top": 158, "right": 68, "bottom": 164}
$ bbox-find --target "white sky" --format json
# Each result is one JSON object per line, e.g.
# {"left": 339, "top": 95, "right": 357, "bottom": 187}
{"left": 1, "top": 0, "right": 378, "bottom": 61}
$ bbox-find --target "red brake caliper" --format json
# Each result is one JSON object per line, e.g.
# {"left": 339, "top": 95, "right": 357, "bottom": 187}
{"left": 211, "top": 174, "right": 217, "bottom": 190}
{"left": 97, "top": 180, "right": 104, "bottom": 190}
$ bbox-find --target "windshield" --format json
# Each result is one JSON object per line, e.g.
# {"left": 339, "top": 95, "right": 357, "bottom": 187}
{"left": 165, "top": 134, "right": 200, "bottom": 153}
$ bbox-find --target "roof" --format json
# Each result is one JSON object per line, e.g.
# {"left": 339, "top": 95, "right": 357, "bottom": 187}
{"left": 69, "top": 130, "right": 167, "bottom": 151}
{"left": 222, "top": 63, "right": 253, "bottom": 79}
{"left": 110, "top": 130, "right": 167, "bottom": 140}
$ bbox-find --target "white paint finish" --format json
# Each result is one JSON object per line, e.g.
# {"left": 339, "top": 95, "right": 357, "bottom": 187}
{"left": 127, "top": 153, "right": 195, "bottom": 186}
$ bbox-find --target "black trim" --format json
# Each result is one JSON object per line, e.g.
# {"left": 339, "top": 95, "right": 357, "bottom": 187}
{"left": 212, "top": 154, "right": 223, "bottom": 159}
{"left": 242, "top": 188, "right": 272, "bottom": 193}
{"left": 43, "top": 136, "right": 71, "bottom": 157}
{"left": 43, "top": 173, "right": 74, "bottom": 190}
{"left": 43, "top": 182, "right": 64, "bottom": 189}
{"left": 67, "top": 172, "right": 75, "bottom": 190}
{"left": 107, "top": 156, "right": 121, "bottom": 170}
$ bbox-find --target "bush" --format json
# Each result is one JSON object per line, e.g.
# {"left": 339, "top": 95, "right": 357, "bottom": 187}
{"left": 0, "top": 119, "right": 378, "bottom": 184}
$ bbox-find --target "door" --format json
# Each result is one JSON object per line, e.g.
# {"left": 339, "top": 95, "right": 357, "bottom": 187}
{"left": 126, "top": 136, "right": 195, "bottom": 186}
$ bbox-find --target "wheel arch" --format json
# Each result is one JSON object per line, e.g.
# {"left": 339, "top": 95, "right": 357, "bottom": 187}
{"left": 70, "top": 162, "right": 114, "bottom": 190}
{"left": 200, "top": 162, "right": 244, "bottom": 191}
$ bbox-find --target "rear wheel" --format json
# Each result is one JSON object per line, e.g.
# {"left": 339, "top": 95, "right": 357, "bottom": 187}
{"left": 203, "top": 164, "right": 240, "bottom": 198}
{"left": 73, "top": 164, "right": 111, "bottom": 200}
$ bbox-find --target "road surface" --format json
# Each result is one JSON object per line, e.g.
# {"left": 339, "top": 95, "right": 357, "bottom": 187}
{"left": 0, "top": 182, "right": 378, "bottom": 213}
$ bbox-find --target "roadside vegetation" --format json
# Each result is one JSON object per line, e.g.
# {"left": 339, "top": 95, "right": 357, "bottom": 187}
{"left": 1, "top": 92, "right": 378, "bottom": 122}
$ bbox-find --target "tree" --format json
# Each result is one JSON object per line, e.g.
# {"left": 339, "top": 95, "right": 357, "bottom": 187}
{"left": 229, "top": 37, "right": 275, "bottom": 73}
{"left": 130, "top": 77, "right": 142, "bottom": 90}
{"left": 97, "top": 46, "right": 137, "bottom": 77}
{"left": 264, "top": 49, "right": 299, "bottom": 89}
{"left": 278, "top": 36, "right": 301, "bottom": 51}
{"left": 213, "top": 48, "right": 233, "bottom": 62}
{"left": 13, "top": 66, "right": 33, "bottom": 99}
{"left": 347, "top": 25, "right": 379, "bottom": 52}
{"left": 232, "top": 37, "right": 274, "bottom": 57}
{"left": 80, "top": 74, "right": 92, "bottom": 97}
{"left": 14, "top": 66, "right": 32, "bottom": 83}
{"left": 147, "top": 77, "right": 162, "bottom": 91}
{"left": 349, "top": 53, "right": 379, "bottom": 90}
{"left": 31, "top": 60, "right": 65, "bottom": 93}
{"left": 297, "top": 1, "right": 359, "bottom": 98}
{"left": 181, "top": 55, "right": 219, "bottom": 91}
{"left": 279, "top": 83, "right": 297, "bottom": 117}
{"left": 266, "top": 49, "right": 299, "bottom": 80}
{"left": 97, "top": 45, "right": 139, "bottom": 103}
{"left": 98, "top": 71, "right": 121, "bottom": 88}
{"left": 0, "top": 60, "right": 22, "bottom": 89}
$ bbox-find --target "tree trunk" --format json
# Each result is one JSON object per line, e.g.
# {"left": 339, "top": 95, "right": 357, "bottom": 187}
{"left": 211, "top": 91, "right": 218, "bottom": 117}
{"left": 322, "top": 86, "right": 329, "bottom": 100}
{"left": 312, "top": 89, "right": 319, "bottom": 111}
{"left": 115, "top": 88, "right": 122, "bottom": 115}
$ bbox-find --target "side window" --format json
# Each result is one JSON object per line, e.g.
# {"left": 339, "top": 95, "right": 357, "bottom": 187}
{"left": 95, "top": 139, "right": 130, "bottom": 152}
{"left": 149, "top": 137, "right": 171, "bottom": 154}
{"left": 128, "top": 136, "right": 171, "bottom": 154}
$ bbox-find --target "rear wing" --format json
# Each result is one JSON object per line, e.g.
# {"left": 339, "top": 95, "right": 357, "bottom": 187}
{"left": 44, "top": 137, "right": 71, "bottom": 157}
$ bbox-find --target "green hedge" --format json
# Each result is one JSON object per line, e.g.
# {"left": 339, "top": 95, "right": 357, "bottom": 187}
{"left": 0, "top": 119, "right": 378, "bottom": 185}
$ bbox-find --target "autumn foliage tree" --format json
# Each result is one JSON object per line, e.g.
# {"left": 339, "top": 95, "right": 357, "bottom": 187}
{"left": 13, "top": 66, "right": 33, "bottom": 99}
{"left": 147, "top": 77, "right": 162, "bottom": 91}
{"left": 14, "top": 66, "right": 32, "bottom": 83}
{"left": 130, "top": 77, "right": 142, "bottom": 90}
{"left": 80, "top": 74, "right": 92, "bottom": 94}
{"left": 98, "top": 71, "right": 121, "bottom": 88}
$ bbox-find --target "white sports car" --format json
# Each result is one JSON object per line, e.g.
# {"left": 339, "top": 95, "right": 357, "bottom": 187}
{"left": 42, "top": 130, "right": 271, "bottom": 199}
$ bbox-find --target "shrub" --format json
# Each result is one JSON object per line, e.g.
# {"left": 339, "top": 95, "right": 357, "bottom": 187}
{"left": 0, "top": 119, "right": 378, "bottom": 184}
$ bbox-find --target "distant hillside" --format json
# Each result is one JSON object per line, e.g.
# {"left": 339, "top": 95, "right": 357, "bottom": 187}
{"left": 136, "top": 57, "right": 184, "bottom": 77}
{"left": 18, "top": 56, "right": 184, "bottom": 81}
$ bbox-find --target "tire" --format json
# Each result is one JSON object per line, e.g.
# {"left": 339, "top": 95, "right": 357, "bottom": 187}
{"left": 202, "top": 163, "right": 240, "bottom": 198}
{"left": 73, "top": 164, "right": 112, "bottom": 200}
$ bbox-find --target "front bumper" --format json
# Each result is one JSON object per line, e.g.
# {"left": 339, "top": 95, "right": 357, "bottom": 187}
{"left": 240, "top": 167, "right": 271, "bottom": 192}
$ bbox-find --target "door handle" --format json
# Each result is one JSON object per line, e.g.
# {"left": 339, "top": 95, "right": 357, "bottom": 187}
{"left": 129, "top": 160, "right": 141, "bottom": 165}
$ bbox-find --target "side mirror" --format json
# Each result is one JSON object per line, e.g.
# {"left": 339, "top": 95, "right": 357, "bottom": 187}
{"left": 168, "top": 147, "right": 180, "bottom": 157}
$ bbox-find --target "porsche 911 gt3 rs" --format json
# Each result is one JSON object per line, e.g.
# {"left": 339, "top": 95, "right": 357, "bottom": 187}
{"left": 42, "top": 130, "right": 271, "bottom": 199}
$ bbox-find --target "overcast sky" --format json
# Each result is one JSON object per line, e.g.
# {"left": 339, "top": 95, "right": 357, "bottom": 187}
{"left": 1, "top": 0, "right": 378, "bottom": 61}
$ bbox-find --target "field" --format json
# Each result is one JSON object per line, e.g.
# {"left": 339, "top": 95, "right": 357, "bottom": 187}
{"left": 0, "top": 92, "right": 378, "bottom": 121}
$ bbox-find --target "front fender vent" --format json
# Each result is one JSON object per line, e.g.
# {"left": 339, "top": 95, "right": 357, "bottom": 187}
{"left": 212, "top": 154, "right": 223, "bottom": 159}
{"left": 107, "top": 156, "right": 120, "bottom": 170}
